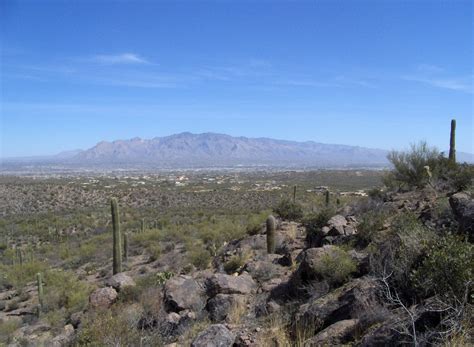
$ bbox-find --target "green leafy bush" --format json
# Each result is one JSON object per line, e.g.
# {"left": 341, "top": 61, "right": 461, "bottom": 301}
{"left": 412, "top": 236, "right": 473, "bottom": 301}
{"left": 273, "top": 198, "right": 304, "bottom": 221}
{"left": 313, "top": 247, "right": 356, "bottom": 286}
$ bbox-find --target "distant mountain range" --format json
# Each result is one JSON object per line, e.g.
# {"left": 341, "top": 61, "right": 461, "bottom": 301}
{"left": 3, "top": 132, "right": 473, "bottom": 169}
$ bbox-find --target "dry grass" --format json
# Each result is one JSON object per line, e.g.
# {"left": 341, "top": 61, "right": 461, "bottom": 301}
{"left": 226, "top": 299, "right": 248, "bottom": 325}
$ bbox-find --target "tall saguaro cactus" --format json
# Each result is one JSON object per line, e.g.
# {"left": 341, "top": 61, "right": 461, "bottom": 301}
{"left": 141, "top": 219, "right": 145, "bottom": 234}
{"left": 123, "top": 233, "right": 129, "bottom": 260}
{"left": 111, "top": 198, "right": 122, "bottom": 274}
{"left": 325, "top": 190, "right": 330, "bottom": 207}
{"left": 293, "top": 185, "right": 297, "bottom": 203}
{"left": 266, "top": 215, "right": 277, "bottom": 254}
{"left": 449, "top": 119, "right": 456, "bottom": 163}
{"left": 36, "top": 272, "right": 44, "bottom": 313}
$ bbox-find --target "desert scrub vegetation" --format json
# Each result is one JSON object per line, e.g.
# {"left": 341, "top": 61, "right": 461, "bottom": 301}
{"left": 383, "top": 141, "right": 473, "bottom": 191}
{"left": 411, "top": 236, "right": 473, "bottom": 302}
{"left": 273, "top": 198, "right": 304, "bottom": 221}
{"left": 0, "top": 260, "right": 48, "bottom": 290}
{"left": 312, "top": 246, "right": 357, "bottom": 286}
{"left": 302, "top": 208, "right": 335, "bottom": 247}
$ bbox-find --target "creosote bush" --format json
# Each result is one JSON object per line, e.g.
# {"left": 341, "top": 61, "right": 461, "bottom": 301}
{"left": 384, "top": 141, "right": 442, "bottom": 189}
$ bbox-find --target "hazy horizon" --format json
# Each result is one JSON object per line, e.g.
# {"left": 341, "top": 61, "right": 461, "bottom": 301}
{"left": 1, "top": 1, "right": 473, "bottom": 157}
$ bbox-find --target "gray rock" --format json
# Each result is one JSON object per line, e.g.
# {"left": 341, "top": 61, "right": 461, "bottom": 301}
{"left": 296, "top": 277, "right": 379, "bottom": 333}
{"left": 207, "top": 273, "right": 256, "bottom": 297}
{"left": 327, "top": 215, "right": 347, "bottom": 236}
{"left": 89, "top": 287, "right": 117, "bottom": 309}
{"left": 164, "top": 275, "right": 206, "bottom": 313}
{"left": 191, "top": 324, "right": 235, "bottom": 347}
{"left": 105, "top": 273, "right": 136, "bottom": 291}
{"left": 296, "top": 245, "right": 338, "bottom": 281}
{"left": 306, "top": 319, "right": 359, "bottom": 345}
{"left": 51, "top": 324, "right": 75, "bottom": 347}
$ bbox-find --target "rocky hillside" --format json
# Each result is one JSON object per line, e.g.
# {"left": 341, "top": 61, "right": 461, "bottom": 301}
{"left": 2, "top": 186, "right": 472, "bottom": 346}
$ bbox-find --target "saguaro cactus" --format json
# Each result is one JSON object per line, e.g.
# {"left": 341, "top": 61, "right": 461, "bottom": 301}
{"left": 111, "top": 198, "right": 122, "bottom": 274}
{"left": 293, "top": 185, "right": 297, "bottom": 203}
{"left": 36, "top": 272, "right": 44, "bottom": 313}
{"left": 123, "top": 233, "right": 129, "bottom": 260}
{"left": 266, "top": 215, "right": 277, "bottom": 254}
{"left": 449, "top": 119, "right": 456, "bottom": 163}
{"left": 141, "top": 219, "right": 145, "bottom": 234}
{"left": 325, "top": 190, "right": 330, "bottom": 207}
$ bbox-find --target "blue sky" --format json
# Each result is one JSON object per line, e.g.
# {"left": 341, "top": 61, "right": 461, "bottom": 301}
{"left": 1, "top": 0, "right": 473, "bottom": 157}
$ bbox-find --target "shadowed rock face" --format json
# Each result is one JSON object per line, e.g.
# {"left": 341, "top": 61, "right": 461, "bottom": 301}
{"left": 72, "top": 132, "right": 389, "bottom": 167}
{"left": 449, "top": 192, "right": 474, "bottom": 241}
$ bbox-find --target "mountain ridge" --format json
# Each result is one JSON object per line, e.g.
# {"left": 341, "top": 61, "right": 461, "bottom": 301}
{"left": 70, "top": 132, "right": 389, "bottom": 168}
{"left": 3, "top": 132, "right": 473, "bottom": 168}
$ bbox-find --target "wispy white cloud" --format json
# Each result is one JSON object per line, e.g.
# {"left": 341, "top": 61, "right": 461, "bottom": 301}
{"left": 91, "top": 53, "right": 150, "bottom": 64}
{"left": 404, "top": 76, "right": 472, "bottom": 93}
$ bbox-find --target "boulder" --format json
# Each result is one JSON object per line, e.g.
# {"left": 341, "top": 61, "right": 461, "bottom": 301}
{"left": 164, "top": 275, "right": 206, "bottom": 313}
{"left": 327, "top": 215, "right": 347, "bottom": 236}
{"left": 295, "top": 277, "right": 379, "bottom": 333}
{"left": 206, "top": 273, "right": 256, "bottom": 297}
{"left": 50, "top": 324, "right": 75, "bottom": 347}
{"left": 296, "top": 245, "right": 338, "bottom": 281}
{"left": 191, "top": 324, "right": 235, "bottom": 347}
{"left": 305, "top": 319, "right": 359, "bottom": 346}
{"left": 105, "top": 273, "right": 136, "bottom": 291}
{"left": 89, "top": 287, "right": 117, "bottom": 309}
{"left": 206, "top": 293, "right": 247, "bottom": 322}
{"left": 449, "top": 192, "right": 474, "bottom": 241}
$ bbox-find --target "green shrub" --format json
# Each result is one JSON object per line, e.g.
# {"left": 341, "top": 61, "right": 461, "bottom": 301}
{"left": 0, "top": 319, "right": 21, "bottom": 344}
{"left": 273, "top": 198, "right": 304, "bottom": 221}
{"left": 313, "top": 247, "right": 356, "bottom": 286}
{"left": 187, "top": 244, "right": 211, "bottom": 270}
{"left": 76, "top": 305, "right": 144, "bottom": 346}
{"left": 42, "top": 270, "right": 92, "bottom": 316}
{"left": 412, "top": 236, "right": 473, "bottom": 301}
{"left": 246, "top": 213, "right": 267, "bottom": 236}
{"left": 446, "top": 163, "right": 473, "bottom": 192}
{"left": 370, "top": 212, "right": 436, "bottom": 296}
{"left": 223, "top": 252, "right": 249, "bottom": 274}
{"left": 384, "top": 141, "right": 443, "bottom": 189}
{"left": 357, "top": 210, "right": 388, "bottom": 245}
